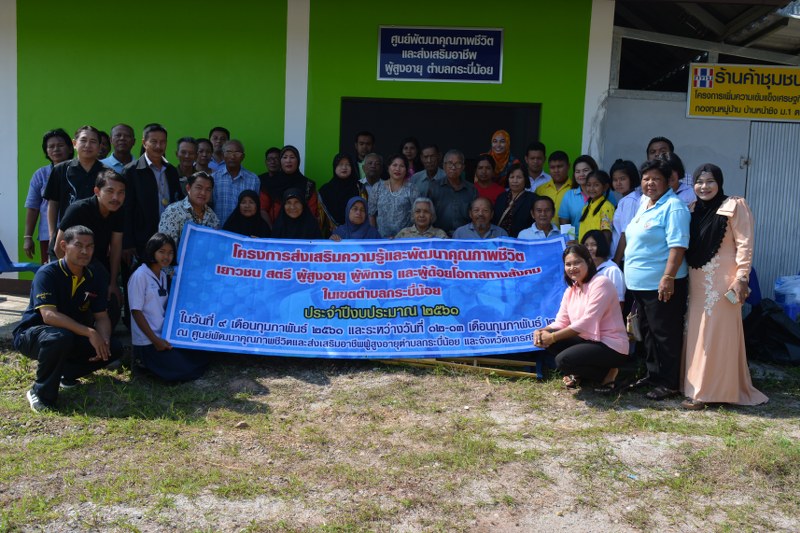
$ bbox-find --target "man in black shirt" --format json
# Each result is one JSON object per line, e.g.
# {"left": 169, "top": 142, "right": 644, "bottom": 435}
{"left": 54, "top": 169, "right": 126, "bottom": 327}
{"left": 13, "top": 226, "right": 122, "bottom": 411}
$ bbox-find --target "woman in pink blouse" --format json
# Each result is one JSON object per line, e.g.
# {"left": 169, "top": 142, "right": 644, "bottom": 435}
{"left": 534, "top": 244, "right": 629, "bottom": 389}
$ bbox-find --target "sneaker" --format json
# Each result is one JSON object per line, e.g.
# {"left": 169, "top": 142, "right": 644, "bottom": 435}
{"left": 26, "top": 389, "right": 49, "bottom": 412}
{"left": 60, "top": 377, "right": 80, "bottom": 389}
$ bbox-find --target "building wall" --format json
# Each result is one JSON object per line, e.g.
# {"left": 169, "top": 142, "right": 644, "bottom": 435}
{"left": 10, "top": 0, "right": 596, "bottom": 266}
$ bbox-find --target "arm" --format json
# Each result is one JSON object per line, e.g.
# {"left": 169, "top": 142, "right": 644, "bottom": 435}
{"left": 658, "top": 247, "right": 686, "bottom": 302}
{"left": 47, "top": 201, "right": 59, "bottom": 244}
{"left": 131, "top": 310, "right": 172, "bottom": 351}
{"left": 23, "top": 208, "right": 40, "bottom": 258}
{"left": 613, "top": 232, "right": 626, "bottom": 266}
{"left": 53, "top": 229, "right": 66, "bottom": 259}
{"left": 727, "top": 198, "right": 754, "bottom": 303}
{"left": 40, "top": 306, "right": 110, "bottom": 361}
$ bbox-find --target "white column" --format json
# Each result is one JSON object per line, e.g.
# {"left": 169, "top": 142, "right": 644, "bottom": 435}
{"left": 581, "top": 0, "right": 615, "bottom": 163}
{"left": 0, "top": 0, "right": 19, "bottom": 275}
{"left": 284, "top": 0, "right": 311, "bottom": 172}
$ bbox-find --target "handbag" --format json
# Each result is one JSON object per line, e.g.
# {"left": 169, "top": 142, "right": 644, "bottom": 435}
{"left": 627, "top": 302, "right": 643, "bottom": 342}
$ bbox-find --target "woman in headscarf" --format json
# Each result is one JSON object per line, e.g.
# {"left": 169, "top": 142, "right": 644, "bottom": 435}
{"left": 681, "top": 163, "right": 767, "bottom": 410}
{"left": 260, "top": 145, "right": 319, "bottom": 225}
{"left": 223, "top": 190, "right": 272, "bottom": 238}
{"left": 483, "top": 130, "right": 520, "bottom": 187}
{"left": 272, "top": 188, "right": 323, "bottom": 240}
{"left": 318, "top": 153, "right": 365, "bottom": 236}
{"left": 330, "top": 197, "right": 380, "bottom": 241}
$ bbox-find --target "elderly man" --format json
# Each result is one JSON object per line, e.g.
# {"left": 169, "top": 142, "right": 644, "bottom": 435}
{"left": 518, "top": 196, "right": 561, "bottom": 240}
{"left": 360, "top": 152, "right": 383, "bottom": 197}
{"left": 410, "top": 144, "right": 445, "bottom": 197}
{"left": 159, "top": 171, "right": 219, "bottom": 245}
{"left": 211, "top": 139, "right": 260, "bottom": 224}
{"left": 101, "top": 124, "right": 136, "bottom": 173}
{"left": 395, "top": 197, "right": 448, "bottom": 239}
{"left": 14, "top": 225, "right": 123, "bottom": 411}
{"left": 427, "top": 149, "right": 477, "bottom": 236}
{"left": 452, "top": 197, "right": 507, "bottom": 239}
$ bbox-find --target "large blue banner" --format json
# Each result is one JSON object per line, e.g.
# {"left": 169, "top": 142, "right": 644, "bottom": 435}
{"left": 378, "top": 26, "right": 503, "bottom": 83}
{"left": 163, "top": 224, "right": 566, "bottom": 359}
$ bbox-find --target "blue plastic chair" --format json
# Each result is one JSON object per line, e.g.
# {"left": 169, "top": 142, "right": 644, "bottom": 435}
{"left": 0, "top": 239, "right": 40, "bottom": 275}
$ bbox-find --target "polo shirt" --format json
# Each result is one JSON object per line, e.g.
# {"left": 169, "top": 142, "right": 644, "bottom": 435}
{"left": 624, "top": 188, "right": 690, "bottom": 291}
{"left": 209, "top": 158, "right": 226, "bottom": 172}
{"left": 558, "top": 188, "right": 588, "bottom": 236}
{"left": 13, "top": 259, "right": 109, "bottom": 337}
{"left": 410, "top": 168, "right": 446, "bottom": 198}
{"left": 427, "top": 178, "right": 477, "bottom": 235}
{"left": 58, "top": 196, "right": 123, "bottom": 271}
{"left": 534, "top": 180, "right": 572, "bottom": 225}
{"left": 211, "top": 166, "right": 261, "bottom": 224}
{"left": 100, "top": 154, "right": 133, "bottom": 174}
{"left": 452, "top": 223, "right": 507, "bottom": 239}
{"left": 43, "top": 158, "right": 106, "bottom": 224}
{"left": 518, "top": 224, "right": 561, "bottom": 240}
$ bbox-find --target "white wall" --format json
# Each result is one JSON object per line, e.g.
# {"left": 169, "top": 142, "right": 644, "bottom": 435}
{"left": 602, "top": 95, "right": 751, "bottom": 197}
{"left": 582, "top": 0, "right": 615, "bottom": 158}
{"left": 0, "top": 0, "right": 19, "bottom": 274}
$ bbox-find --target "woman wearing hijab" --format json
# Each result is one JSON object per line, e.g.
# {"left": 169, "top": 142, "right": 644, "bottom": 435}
{"left": 681, "top": 164, "right": 767, "bottom": 410}
{"left": 223, "top": 190, "right": 272, "bottom": 238}
{"left": 318, "top": 153, "right": 365, "bottom": 236}
{"left": 330, "top": 197, "right": 380, "bottom": 241}
{"left": 260, "top": 145, "right": 319, "bottom": 225}
{"left": 272, "top": 188, "right": 323, "bottom": 240}
{"left": 483, "top": 129, "right": 520, "bottom": 187}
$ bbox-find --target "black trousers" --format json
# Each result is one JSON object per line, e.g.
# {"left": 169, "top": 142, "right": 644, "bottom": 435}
{"left": 546, "top": 336, "right": 628, "bottom": 383}
{"left": 14, "top": 325, "right": 123, "bottom": 405}
{"left": 629, "top": 276, "right": 688, "bottom": 390}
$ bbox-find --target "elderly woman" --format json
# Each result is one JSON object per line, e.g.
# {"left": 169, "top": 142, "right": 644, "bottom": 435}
{"left": 272, "top": 188, "right": 322, "bottom": 240}
{"left": 534, "top": 244, "right": 629, "bottom": 389}
{"left": 330, "top": 197, "right": 380, "bottom": 241}
{"left": 624, "top": 158, "right": 690, "bottom": 400}
{"left": 368, "top": 154, "right": 419, "bottom": 238}
{"left": 681, "top": 164, "right": 767, "bottom": 410}
{"left": 493, "top": 163, "right": 536, "bottom": 238}
{"left": 260, "top": 145, "right": 319, "bottom": 225}
{"left": 395, "top": 197, "right": 448, "bottom": 239}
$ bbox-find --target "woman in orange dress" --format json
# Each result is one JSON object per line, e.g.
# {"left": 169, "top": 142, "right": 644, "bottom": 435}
{"left": 682, "top": 163, "right": 767, "bottom": 409}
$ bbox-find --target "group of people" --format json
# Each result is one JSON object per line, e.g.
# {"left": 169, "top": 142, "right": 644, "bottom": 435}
{"left": 16, "top": 123, "right": 765, "bottom": 413}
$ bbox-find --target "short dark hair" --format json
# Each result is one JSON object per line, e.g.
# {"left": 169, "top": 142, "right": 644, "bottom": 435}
{"left": 475, "top": 154, "right": 494, "bottom": 167}
{"left": 420, "top": 143, "right": 440, "bottom": 154}
{"left": 176, "top": 136, "right": 197, "bottom": 150}
{"left": 532, "top": 195, "right": 555, "bottom": 212}
{"left": 209, "top": 126, "right": 230, "bottom": 139}
{"left": 609, "top": 159, "right": 640, "bottom": 190}
{"left": 647, "top": 136, "right": 674, "bottom": 156}
{"left": 386, "top": 153, "right": 408, "bottom": 170}
{"left": 188, "top": 171, "right": 214, "bottom": 188}
{"left": 142, "top": 232, "right": 176, "bottom": 265}
{"left": 657, "top": 152, "right": 685, "bottom": 180}
{"left": 196, "top": 137, "right": 212, "bottom": 149}
{"left": 525, "top": 141, "right": 546, "bottom": 155}
{"left": 265, "top": 146, "right": 281, "bottom": 158}
{"left": 95, "top": 168, "right": 126, "bottom": 189}
{"left": 98, "top": 131, "right": 110, "bottom": 144}
{"left": 63, "top": 225, "right": 94, "bottom": 244}
{"left": 581, "top": 230, "right": 611, "bottom": 260}
{"left": 41, "top": 128, "right": 73, "bottom": 161}
{"left": 562, "top": 244, "right": 597, "bottom": 287}
{"left": 639, "top": 158, "right": 672, "bottom": 182}
{"left": 143, "top": 123, "right": 167, "bottom": 140}
{"left": 354, "top": 130, "right": 374, "bottom": 143}
{"left": 548, "top": 150, "right": 569, "bottom": 164}
{"left": 73, "top": 125, "right": 100, "bottom": 141}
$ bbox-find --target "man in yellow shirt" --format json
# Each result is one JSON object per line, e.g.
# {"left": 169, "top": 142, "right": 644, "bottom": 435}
{"left": 535, "top": 151, "right": 572, "bottom": 225}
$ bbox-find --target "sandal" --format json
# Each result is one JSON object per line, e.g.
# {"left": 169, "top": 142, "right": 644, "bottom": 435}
{"left": 562, "top": 375, "right": 580, "bottom": 389}
{"left": 645, "top": 386, "right": 679, "bottom": 401}
{"left": 594, "top": 381, "right": 622, "bottom": 394}
{"left": 681, "top": 398, "right": 707, "bottom": 410}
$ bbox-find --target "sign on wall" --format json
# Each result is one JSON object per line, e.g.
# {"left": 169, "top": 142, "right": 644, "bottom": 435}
{"left": 378, "top": 26, "right": 503, "bottom": 83}
{"left": 163, "top": 224, "right": 565, "bottom": 359}
{"left": 687, "top": 63, "right": 800, "bottom": 122}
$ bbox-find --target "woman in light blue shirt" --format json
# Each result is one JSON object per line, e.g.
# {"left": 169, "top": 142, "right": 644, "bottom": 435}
{"left": 624, "top": 158, "right": 690, "bottom": 401}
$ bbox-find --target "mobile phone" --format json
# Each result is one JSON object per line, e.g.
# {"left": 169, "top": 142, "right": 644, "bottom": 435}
{"left": 724, "top": 289, "right": 738, "bottom": 304}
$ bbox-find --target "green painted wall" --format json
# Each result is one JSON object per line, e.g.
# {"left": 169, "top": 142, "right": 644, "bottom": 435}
{"left": 16, "top": 0, "right": 287, "bottom": 262}
{"left": 304, "top": 0, "right": 592, "bottom": 182}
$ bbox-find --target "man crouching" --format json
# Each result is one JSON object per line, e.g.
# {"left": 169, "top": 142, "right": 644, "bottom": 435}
{"left": 14, "top": 225, "right": 122, "bottom": 412}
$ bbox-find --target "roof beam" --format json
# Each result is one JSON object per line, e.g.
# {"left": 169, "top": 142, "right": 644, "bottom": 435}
{"left": 677, "top": 3, "right": 727, "bottom": 36}
{"left": 614, "top": 25, "right": 800, "bottom": 65}
{"left": 737, "top": 17, "right": 790, "bottom": 47}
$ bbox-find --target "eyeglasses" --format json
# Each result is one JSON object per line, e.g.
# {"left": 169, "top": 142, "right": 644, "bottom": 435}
{"left": 444, "top": 161, "right": 463, "bottom": 168}
{"left": 224, "top": 150, "right": 243, "bottom": 155}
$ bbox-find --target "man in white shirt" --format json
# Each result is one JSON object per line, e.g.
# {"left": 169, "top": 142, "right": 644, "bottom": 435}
{"left": 524, "top": 141, "right": 551, "bottom": 191}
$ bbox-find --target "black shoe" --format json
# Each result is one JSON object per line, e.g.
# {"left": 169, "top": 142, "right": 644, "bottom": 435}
{"left": 60, "top": 377, "right": 80, "bottom": 389}
{"left": 26, "top": 389, "right": 50, "bottom": 412}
